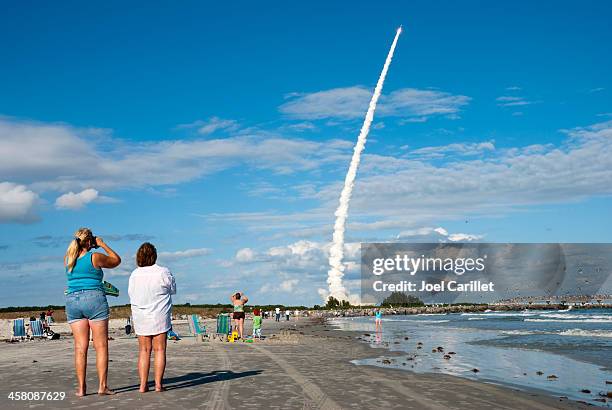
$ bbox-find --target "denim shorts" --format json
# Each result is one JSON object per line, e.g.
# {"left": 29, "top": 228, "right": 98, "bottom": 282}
{"left": 65, "top": 289, "right": 109, "bottom": 323}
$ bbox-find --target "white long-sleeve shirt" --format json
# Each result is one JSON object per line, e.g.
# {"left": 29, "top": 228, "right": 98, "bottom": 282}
{"left": 128, "top": 264, "right": 176, "bottom": 336}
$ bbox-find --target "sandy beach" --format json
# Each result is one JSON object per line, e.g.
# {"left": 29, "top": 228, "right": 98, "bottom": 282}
{"left": 0, "top": 317, "right": 592, "bottom": 410}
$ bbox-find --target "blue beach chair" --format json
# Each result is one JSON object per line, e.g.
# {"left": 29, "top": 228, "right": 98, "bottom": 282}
{"left": 11, "top": 318, "right": 26, "bottom": 341}
{"left": 29, "top": 319, "right": 44, "bottom": 339}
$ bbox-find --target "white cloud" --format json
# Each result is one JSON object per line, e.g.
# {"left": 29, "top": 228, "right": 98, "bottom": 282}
{"left": 55, "top": 188, "right": 99, "bottom": 210}
{"left": 496, "top": 95, "right": 536, "bottom": 107}
{"left": 0, "top": 117, "right": 352, "bottom": 193}
{"left": 588, "top": 87, "right": 605, "bottom": 93}
{"left": 397, "top": 226, "right": 483, "bottom": 242}
{"left": 381, "top": 88, "right": 470, "bottom": 118}
{"left": 409, "top": 141, "right": 495, "bottom": 159}
{"left": 282, "top": 122, "right": 317, "bottom": 132}
{"left": 279, "top": 279, "right": 299, "bottom": 292}
{"left": 177, "top": 116, "right": 239, "bottom": 135}
{"left": 236, "top": 248, "right": 256, "bottom": 263}
{"left": 158, "top": 248, "right": 211, "bottom": 261}
{"left": 338, "top": 120, "right": 612, "bottom": 221}
{"left": 230, "top": 239, "right": 365, "bottom": 302}
{"left": 279, "top": 86, "right": 470, "bottom": 121}
{"left": 397, "top": 227, "right": 445, "bottom": 238}
{"left": 434, "top": 227, "right": 449, "bottom": 236}
{"left": 210, "top": 120, "right": 612, "bottom": 242}
{"left": 399, "top": 117, "right": 428, "bottom": 124}
{"left": 258, "top": 278, "right": 302, "bottom": 295}
{"left": 0, "top": 182, "right": 39, "bottom": 223}
{"left": 447, "top": 233, "right": 483, "bottom": 242}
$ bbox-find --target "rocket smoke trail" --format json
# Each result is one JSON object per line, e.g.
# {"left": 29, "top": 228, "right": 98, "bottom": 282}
{"left": 325, "top": 27, "right": 402, "bottom": 303}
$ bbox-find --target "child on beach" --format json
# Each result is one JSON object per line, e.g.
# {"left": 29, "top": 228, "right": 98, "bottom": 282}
{"left": 252, "top": 308, "right": 262, "bottom": 339}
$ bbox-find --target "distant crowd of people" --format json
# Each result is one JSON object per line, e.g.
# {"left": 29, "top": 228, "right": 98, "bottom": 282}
{"left": 228, "top": 296, "right": 303, "bottom": 339}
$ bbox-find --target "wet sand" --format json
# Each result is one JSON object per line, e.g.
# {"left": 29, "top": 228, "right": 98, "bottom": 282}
{"left": 0, "top": 318, "right": 590, "bottom": 409}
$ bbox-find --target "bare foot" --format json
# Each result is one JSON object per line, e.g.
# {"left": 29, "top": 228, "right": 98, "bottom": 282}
{"left": 97, "top": 388, "right": 116, "bottom": 395}
{"left": 155, "top": 386, "right": 165, "bottom": 392}
{"left": 75, "top": 389, "right": 86, "bottom": 397}
{"left": 139, "top": 385, "right": 149, "bottom": 393}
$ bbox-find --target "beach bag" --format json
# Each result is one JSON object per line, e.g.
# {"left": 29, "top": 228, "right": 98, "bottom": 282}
{"left": 45, "top": 329, "right": 60, "bottom": 340}
{"left": 102, "top": 281, "right": 119, "bottom": 297}
{"left": 167, "top": 329, "right": 180, "bottom": 340}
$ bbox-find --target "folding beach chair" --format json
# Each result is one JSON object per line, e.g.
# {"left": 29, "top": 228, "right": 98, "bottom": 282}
{"left": 216, "top": 313, "right": 231, "bottom": 337}
{"left": 11, "top": 318, "right": 26, "bottom": 341}
{"left": 188, "top": 314, "right": 206, "bottom": 336}
{"left": 29, "top": 319, "right": 44, "bottom": 339}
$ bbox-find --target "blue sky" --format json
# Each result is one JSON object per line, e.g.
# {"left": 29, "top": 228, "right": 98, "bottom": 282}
{"left": 1, "top": 1, "right": 611, "bottom": 307}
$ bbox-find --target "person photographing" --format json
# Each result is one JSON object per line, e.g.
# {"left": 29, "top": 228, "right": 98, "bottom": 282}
{"left": 64, "top": 228, "right": 121, "bottom": 397}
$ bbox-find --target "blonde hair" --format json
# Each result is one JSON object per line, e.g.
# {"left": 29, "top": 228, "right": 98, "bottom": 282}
{"left": 65, "top": 228, "right": 93, "bottom": 272}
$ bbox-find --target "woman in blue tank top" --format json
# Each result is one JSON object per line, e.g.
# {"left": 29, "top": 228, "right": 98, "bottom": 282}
{"left": 64, "top": 228, "right": 121, "bottom": 397}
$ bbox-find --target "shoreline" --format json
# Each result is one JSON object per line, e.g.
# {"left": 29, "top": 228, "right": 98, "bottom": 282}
{"left": 2, "top": 302, "right": 610, "bottom": 335}
{"left": 329, "top": 315, "right": 611, "bottom": 407}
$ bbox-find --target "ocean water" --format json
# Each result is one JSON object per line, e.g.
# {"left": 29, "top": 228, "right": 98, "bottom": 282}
{"left": 332, "top": 308, "right": 612, "bottom": 407}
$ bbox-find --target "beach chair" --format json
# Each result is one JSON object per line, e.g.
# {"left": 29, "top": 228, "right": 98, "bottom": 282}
{"left": 11, "top": 318, "right": 26, "bottom": 341}
{"left": 29, "top": 319, "right": 44, "bottom": 339}
{"left": 188, "top": 314, "right": 206, "bottom": 336}
{"left": 211, "top": 313, "right": 230, "bottom": 341}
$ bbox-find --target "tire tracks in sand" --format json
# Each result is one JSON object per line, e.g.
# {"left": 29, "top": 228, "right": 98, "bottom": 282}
{"left": 206, "top": 344, "right": 231, "bottom": 410}
{"left": 250, "top": 344, "right": 341, "bottom": 410}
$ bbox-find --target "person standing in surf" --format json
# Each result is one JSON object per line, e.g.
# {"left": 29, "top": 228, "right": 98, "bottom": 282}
{"left": 64, "top": 228, "right": 121, "bottom": 397}
{"left": 375, "top": 309, "right": 383, "bottom": 332}
{"left": 230, "top": 291, "right": 248, "bottom": 340}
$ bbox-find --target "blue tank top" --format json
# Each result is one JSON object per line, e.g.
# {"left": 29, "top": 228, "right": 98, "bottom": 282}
{"left": 375, "top": 311, "right": 382, "bottom": 319}
{"left": 66, "top": 251, "right": 103, "bottom": 293}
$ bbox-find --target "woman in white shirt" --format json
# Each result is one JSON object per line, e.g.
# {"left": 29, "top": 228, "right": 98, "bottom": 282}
{"left": 128, "top": 243, "right": 176, "bottom": 393}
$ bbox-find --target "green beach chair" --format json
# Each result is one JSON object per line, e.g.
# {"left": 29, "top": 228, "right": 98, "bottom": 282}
{"left": 188, "top": 314, "right": 206, "bottom": 336}
{"left": 216, "top": 313, "right": 230, "bottom": 336}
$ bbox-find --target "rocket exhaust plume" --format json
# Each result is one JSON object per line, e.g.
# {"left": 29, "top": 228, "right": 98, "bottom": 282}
{"left": 324, "top": 27, "right": 403, "bottom": 303}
